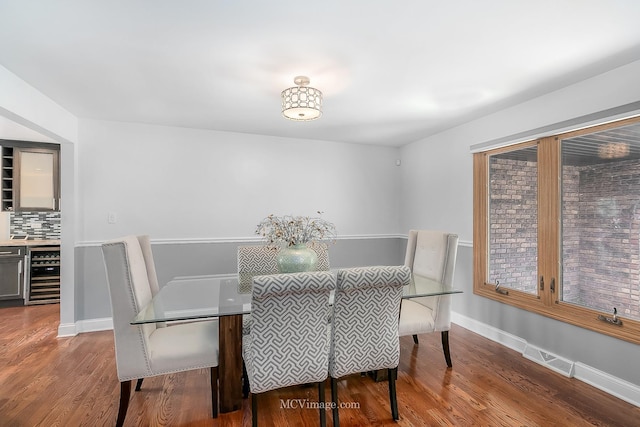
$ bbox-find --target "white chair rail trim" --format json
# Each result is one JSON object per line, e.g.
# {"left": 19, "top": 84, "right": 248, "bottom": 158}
{"left": 76, "top": 234, "right": 408, "bottom": 247}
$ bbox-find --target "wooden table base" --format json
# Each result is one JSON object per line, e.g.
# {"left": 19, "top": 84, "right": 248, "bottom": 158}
{"left": 369, "top": 369, "right": 388, "bottom": 382}
{"left": 218, "top": 314, "right": 243, "bottom": 413}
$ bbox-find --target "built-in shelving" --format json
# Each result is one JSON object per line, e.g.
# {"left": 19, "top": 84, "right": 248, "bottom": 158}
{"left": 0, "top": 141, "right": 61, "bottom": 212}
{"left": 2, "top": 146, "right": 14, "bottom": 211}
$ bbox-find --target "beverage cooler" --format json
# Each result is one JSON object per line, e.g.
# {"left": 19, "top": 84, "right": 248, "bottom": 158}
{"left": 26, "top": 245, "right": 60, "bottom": 305}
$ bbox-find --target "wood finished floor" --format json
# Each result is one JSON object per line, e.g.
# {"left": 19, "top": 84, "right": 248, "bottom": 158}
{"left": 0, "top": 304, "right": 638, "bottom": 426}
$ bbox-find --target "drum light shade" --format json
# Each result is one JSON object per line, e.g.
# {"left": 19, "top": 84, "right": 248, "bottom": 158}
{"left": 281, "top": 76, "right": 322, "bottom": 121}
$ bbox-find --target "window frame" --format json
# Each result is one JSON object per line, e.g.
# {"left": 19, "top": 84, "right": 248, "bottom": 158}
{"left": 473, "top": 116, "right": 640, "bottom": 345}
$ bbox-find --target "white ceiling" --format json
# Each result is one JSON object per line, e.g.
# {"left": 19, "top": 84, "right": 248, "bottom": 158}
{"left": 1, "top": 1, "right": 640, "bottom": 146}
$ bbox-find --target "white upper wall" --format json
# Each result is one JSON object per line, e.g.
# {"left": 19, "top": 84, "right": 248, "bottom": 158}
{"left": 77, "top": 119, "right": 402, "bottom": 242}
{"left": 400, "top": 59, "right": 640, "bottom": 241}
{"left": 0, "top": 65, "right": 77, "bottom": 144}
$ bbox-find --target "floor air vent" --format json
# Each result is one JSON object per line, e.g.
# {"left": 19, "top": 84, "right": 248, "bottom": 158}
{"left": 523, "top": 344, "right": 575, "bottom": 377}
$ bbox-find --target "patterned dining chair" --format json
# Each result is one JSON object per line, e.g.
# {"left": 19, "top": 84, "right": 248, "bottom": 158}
{"left": 237, "top": 245, "right": 279, "bottom": 294}
{"left": 102, "top": 236, "right": 220, "bottom": 426}
{"left": 242, "top": 270, "right": 335, "bottom": 427}
{"left": 398, "top": 230, "right": 459, "bottom": 367}
{"left": 328, "top": 265, "right": 411, "bottom": 426}
{"left": 237, "top": 244, "right": 331, "bottom": 335}
{"left": 313, "top": 243, "right": 331, "bottom": 271}
{"left": 237, "top": 244, "right": 331, "bottom": 293}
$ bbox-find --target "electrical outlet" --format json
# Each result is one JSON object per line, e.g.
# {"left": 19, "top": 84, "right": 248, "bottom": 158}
{"left": 108, "top": 212, "right": 117, "bottom": 224}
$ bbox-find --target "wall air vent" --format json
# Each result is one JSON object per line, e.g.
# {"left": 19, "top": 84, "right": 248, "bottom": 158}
{"left": 523, "top": 344, "right": 575, "bottom": 378}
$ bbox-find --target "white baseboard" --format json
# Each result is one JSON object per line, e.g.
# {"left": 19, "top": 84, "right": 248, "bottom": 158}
{"left": 58, "top": 317, "right": 113, "bottom": 337}
{"left": 76, "top": 317, "right": 113, "bottom": 333}
{"left": 574, "top": 362, "right": 640, "bottom": 408}
{"left": 451, "top": 311, "right": 640, "bottom": 408}
{"left": 451, "top": 311, "right": 527, "bottom": 353}
{"left": 57, "top": 322, "right": 78, "bottom": 337}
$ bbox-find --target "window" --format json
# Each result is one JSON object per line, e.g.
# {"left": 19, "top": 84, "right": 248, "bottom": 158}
{"left": 474, "top": 116, "right": 640, "bottom": 344}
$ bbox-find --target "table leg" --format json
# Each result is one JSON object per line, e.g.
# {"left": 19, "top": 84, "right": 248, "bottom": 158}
{"left": 369, "top": 369, "right": 388, "bottom": 382}
{"left": 218, "top": 314, "right": 243, "bottom": 413}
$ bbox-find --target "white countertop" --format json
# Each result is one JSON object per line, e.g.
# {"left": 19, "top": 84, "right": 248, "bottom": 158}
{"left": 0, "top": 239, "right": 60, "bottom": 247}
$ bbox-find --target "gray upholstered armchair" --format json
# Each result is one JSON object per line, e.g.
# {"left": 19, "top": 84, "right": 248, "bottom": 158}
{"left": 329, "top": 265, "right": 411, "bottom": 425}
{"left": 242, "top": 270, "right": 335, "bottom": 427}
{"left": 398, "top": 230, "right": 459, "bottom": 367}
{"left": 102, "top": 236, "right": 220, "bottom": 426}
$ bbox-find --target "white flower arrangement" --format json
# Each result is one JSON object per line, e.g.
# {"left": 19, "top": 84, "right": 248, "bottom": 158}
{"left": 255, "top": 213, "right": 337, "bottom": 248}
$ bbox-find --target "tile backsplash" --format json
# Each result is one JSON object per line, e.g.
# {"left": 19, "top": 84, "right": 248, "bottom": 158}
{"left": 9, "top": 211, "right": 61, "bottom": 240}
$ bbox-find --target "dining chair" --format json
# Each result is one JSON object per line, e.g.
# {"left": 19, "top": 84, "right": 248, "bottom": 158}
{"left": 102, "top": 236, "right": 220, "bottom": 427}
{"left": 242, "top": 270, "right": 335, "bottom": 427}
{"left": 237, "top": 245, "right": 279, "bottom": 294}
{"left": 398, "top": 230, "right": 459, "bottom": 367}
{"left": 137, "top": 235, "right": 160, "bottom": 296}
{"left": 132, "top": 235, "right": 166, "bottom": 392}
{"left": 236, "top": 243, "right": 331, "bottom": 335}
{"left": 329, "top": 265, "right": 411, "bottom": 426}
{"left": 237, "top": 243, "right": 331, "bottom": 293}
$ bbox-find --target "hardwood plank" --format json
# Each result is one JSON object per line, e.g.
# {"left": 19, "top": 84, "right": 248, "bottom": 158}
{"left": 0, "top": 304, "right": 638, "bottom": 426}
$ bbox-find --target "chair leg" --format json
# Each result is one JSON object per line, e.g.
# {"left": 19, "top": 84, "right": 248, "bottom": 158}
{"left": 210, "top": 367, "right": 219, "bottom": 418}
{"left": 251, "top": 393, "right": 258, "bottom": 427}
{"left": 318, "top": 380, "right": 326, "bottom": 427}
{"left": 441, "top": 330, "right": 452, "bottom": 368}
{"left": 134, "top": 378, "right": 144, "bottom": 391}
{"left": 412, "top": 334, "right": 419, "bottom": 345}
{"left": 330, "top": 377, "right": 339, "bottom": 427}
{"left": 116, "top": 380, "right": 132, "bottom": 427}
{"left": 388, "top": 367, "right": 399, "bottom": 421}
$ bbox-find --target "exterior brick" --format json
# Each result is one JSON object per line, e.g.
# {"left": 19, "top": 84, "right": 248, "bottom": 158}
{"left": 489, "top": 156, "right": 640, "bottom": 320}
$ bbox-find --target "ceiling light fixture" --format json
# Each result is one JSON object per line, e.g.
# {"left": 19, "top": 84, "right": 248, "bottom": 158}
{"left": 281, "top": 76, "right": 322, "bottom": 121}
{"left": 598, "top": 142, "right": 629, "bottom": 159}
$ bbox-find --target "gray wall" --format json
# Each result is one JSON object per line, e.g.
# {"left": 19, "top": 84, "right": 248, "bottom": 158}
{"left": 76, "top": 237, "right": 405, "bottom": 320}
{"left": 452, "top": 245, "right": 640, "bottom": 386}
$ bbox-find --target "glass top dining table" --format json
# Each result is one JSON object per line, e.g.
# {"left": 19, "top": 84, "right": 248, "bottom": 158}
{"left": 130, "top": 271, "right": 462, "bottom": 414}
{"left": 132, "top": 275, "right": 251, "bottom": 325}
{"left": 132, "top": 273, "right": 462, "bottom": 325}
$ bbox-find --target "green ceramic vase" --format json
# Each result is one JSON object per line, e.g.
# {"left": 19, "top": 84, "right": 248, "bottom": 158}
{"left": 276, "top": 243, "right": 318, "bottom": 273}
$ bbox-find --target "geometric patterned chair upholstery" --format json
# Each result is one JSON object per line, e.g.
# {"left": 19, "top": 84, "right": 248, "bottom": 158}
{"left": 237, "top": 244, "right": 331, "bottom": 336}
{"left": 102, "top": 236, "right": 220, "bottom": 427}
{"left": 398, "top": 230, "right": 459, "bottom": 367}
{"left": 242, "top": 270, "right": 335, "bottom": 427}
{"left": 237, "top": 245, "right": 278, "bottom": 294}
{"left": 237, "top": 244, "right": 331, "bottom": 294}
{"left": 237, "top": 245, "right": 279, "bottom": 336}
{"left": 328, "top": 265, "right": 411, "bottom": 425}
